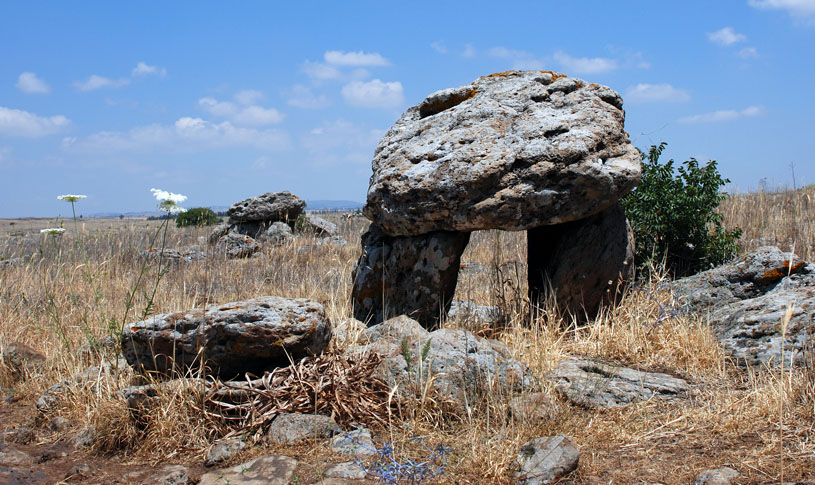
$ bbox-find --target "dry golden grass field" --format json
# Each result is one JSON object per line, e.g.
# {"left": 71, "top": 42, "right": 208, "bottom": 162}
{"left": 0, "top": 186, "right": 813, "bottom": 483}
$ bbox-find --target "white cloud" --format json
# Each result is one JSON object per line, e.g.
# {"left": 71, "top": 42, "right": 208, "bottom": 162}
{"left": 0, "top": 106, "right": 70, "bottom": 137}
{"left": 341, "top": 79, "right": 404, "bottom": 109}
{"left": 74, "top": 75, "right": 130, "bottom": 91}
{"left": 16, "top": 72, "right": 50, "bottom": 94}
{"left": 233, "top": 89, "right": 265, "bottom": 106}
{"left": 749, "top": 0, "right": 815, "bottom": 20}
{"left": 625, "top": 83, "right": 691, "bottom": 103}
{"left": 462, "top": 44, "right": 477, "bottom": 58}
{"left": 302, "top": 60, "right": 343, "bottom": 81}
{"left": 488, "top": 47, "right": 545, "bottom": 70}
{"left": 737, "top": 47, "right": 759, "bottom": 58}
{"left": 302, "top": 119, "right": 385, "bottom": 166}
{"left": 708, "top": 27, "right": 747, "bottom": 46}
{"left": 285, "top": 84, "right": 330, "bottom": 109}
{"left": 324, "top": 50, "right": 390, "bottom": 67}
{"left": 63, "top": 117, "right": 290, "bottom": 153}
{"left": 553, "top": 51, "right": 618, "bottom": 74}
{"left": 430, "top": 41, "right": 448, "bottom": 54}
{"left": 678, "top": 105, "right": 764, "bottom": 123}
{"left": 132, "top": 61, "right": 167, "bottom": 77}
{"left": 198, "top": 95, "right": 284, "bottom": 126}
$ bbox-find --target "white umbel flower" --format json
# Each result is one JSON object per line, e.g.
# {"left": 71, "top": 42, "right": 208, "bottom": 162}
{"left": 40, "top": 228, "right": 66, "bottom": 235}
{"left": 150, "top": 188, "right": 187, "bottom": 213}
{"left": 57, "top": 194, "right": 87, "bottom": 202}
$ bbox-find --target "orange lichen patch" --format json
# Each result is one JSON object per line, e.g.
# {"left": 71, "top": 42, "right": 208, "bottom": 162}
{"left": 760, "top": 260, "right": 805, "bottom": 283}
{"left": 218, "top": 305, "right": 243, "bottom": 311}
{"left": 588, "top": 83, "right": 598, "bottom": 87}
{"left": 486, "top": 70, "right": 520, "bottom": 78}
{"left": 427, "top": 153, "right": 440, "bottom": 161}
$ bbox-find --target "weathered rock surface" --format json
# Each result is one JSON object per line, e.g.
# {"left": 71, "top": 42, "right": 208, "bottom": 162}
{"left": 265, "top": 413, "right": 339, "bottom": 444}
{"left": 215, "top": 232, "right": 261, "bottom": 258}
{"left": 330, "top": 428, "right": 377, "bottom": 457}
{"left": 324, "top": 461, "right": 368, "bottom": 480}
{"left": 548, "top": 358, "right": 688, "bottom": 408}
{"left": 122, "top": 296, "right": 332, "bottom": 378}
{"left": 364, "top": 70, "right": 641, "bottom": 237}
{"left": 1, "top": 342, "right": 46, "bottom": 380}
{"left": 301, "top": 214, "right": 338, "bottom": 236}
{"left": 673, "top": 246, "right": 814, "bottom": 367}
{"left": 258, "top": 221, "right": 295, "bottom": 246}
{"left": 227, "top": 191, "right": 305, "bottom": 223}
{"left": 695, "top": 466, "right": 739, "bottom": 485}
{"left": 205, "top": 438, "right": 245, "bottom": 467}
{"left": 352, "top": 224, "right": 470, "bottom": 328}
{"left": 147, "top": 465, "right": 191, "bottom": 485}
{"left": 199, "top": 454, "right": 297, "bottom": 485}
{"left": 141, "top": 246, "right": 206, "bottom": 263}
{"left": 514, "top": 435, "right": 580, "bottom": 484}
{"left": 447, "top": 300, "right": 502, "bottom": 327}
{"left": 528, "top": 202, "right": 635, "bottom": 318}
{"left": 346, "top": 316, "right": 533, "bottom": 405}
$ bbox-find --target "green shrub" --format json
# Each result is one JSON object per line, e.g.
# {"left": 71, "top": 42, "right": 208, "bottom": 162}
{"left": 621, "top": 142, "right": 742, "bottom": 277}
{"left": 175, "top": 207, "right": 220, "bottom": 228}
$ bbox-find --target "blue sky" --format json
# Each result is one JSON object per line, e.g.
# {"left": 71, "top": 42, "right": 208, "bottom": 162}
{"left": 2, "top": 1, "right": 814, "bottom": 217}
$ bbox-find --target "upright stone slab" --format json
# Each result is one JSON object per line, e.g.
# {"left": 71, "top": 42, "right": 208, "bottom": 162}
{"left": 351, "top": 224, "right": 469, "bottom": 328}
{"left": 364, "top": 70, "right": 640, "bottom": 237}
{"left": 528, "top": 203, "right": 634, "bottom": 318}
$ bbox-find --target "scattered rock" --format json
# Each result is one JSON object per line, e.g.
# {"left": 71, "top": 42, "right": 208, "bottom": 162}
{"left": 673, "top": 246, "right": 814, "bottom": 367}
{"left": 548, "top": 358, "right": 688, "bottom": 408}
{"left": 258, "top": 221, "right": 294, "bottom": 245}
{"left": 37, "top": 357, "right": 129, "bottom": 411}
{"left": 695, "top": 466, "right": 739, "bottom": 485}
{"left": 122, "top": 296, "right": 332, "bottom": 379}
{"left": 147, "top": 465, "right": 191, "bottom": 485}
{"left": 352, "top": 224, "right": 470, "bottom": 328}
{"left": 140, "top": 246, "right": 206, "bottom": 263}
{"left": 447, "top": 300, "right": 502, "bottom": 327}
{"left": 364, "top": 70, "right": 640, "bottom": 237}
{"left": 208, "top": 223, "right": 230, "bottom": 245}
{"left": 528, "top": 202, "right": 634, "bottom": 318}
{"left": 330, "top": 427, "right": 377, "bottom": 458}
{"left": 301, "top": 214, "right": 338, "bottom": 236}
{"left": 215, "top": 232, "right": 261, "bottom": 258}
{"left": 508, "top": 392, "right": 560, "bottom": 423}
{"left": 204, "top": 438, "right": 245, "bottom": 467}
{"left": 1, "top": 341, "right": 46, "bottom": 380}
{"left": 228, "top": 191, "right": 306, "bottom": 223}
{"left": 47, "top": 416, "right": 71, "bottom": 433}
{"left": 3, "top": 426, "right": 35, "bottom": 445}
{"left": 71, "top": 427, "right": 95, "bottom": 448}
{"left": 0, "top": 444, "right": 35, "bottom": 466}
{"left": 265, "top": 413, "right": 339, "bottom": 444}
{"left": 346, "top": 316, "right": 533, "bottom": 406}
{"left": 515, "top": 435, "right": 580, "bottom": 484}
{"left": 199, "top": 454, "right": 298, "bottom": 485}
{"left": 65, "top": 463, "right": 92, "bottom": 479}
{"left": 324, "top": 461, "right": 368, "bottom": 480}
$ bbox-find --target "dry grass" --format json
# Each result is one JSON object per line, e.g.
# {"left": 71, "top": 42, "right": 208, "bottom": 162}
{"left": 1, "top": 185, "right": 814, "bottom": 483}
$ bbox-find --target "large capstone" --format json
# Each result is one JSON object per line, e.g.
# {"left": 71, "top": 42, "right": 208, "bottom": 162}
{"left": 351, "top": 224, "right": 469, "bottom": 328}
{"left": 528, "top": 202, "right": 635, "bottom": 318}
{"left": 364, "top": 70, "right": 641, "bottom": 237}
{"left": 227, "top": 191, "right": 305, "bottom": 223}
{"left": 121, "top": 296, "right": 332, "bottom": 379}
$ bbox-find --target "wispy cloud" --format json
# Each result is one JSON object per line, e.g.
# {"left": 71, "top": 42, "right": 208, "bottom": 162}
{"left": 132, "top": 61, "right": 167, "bottom": 77}
{"left": 462, "top": 44, "right": 477, "bottom": 58}
{"left": 16, "top": 72, "right": 51, "bottom": 94}
{"left": 707, "top": 27, "right": 747, "bottom": 45}
{"left": 678, "top": 105, "right": 764, "bottom": 123}
{"left": 737, "top": 47, "right": 759, "bottom": 58}
{"left": 198, "top": 91, "right": 284, "bottom": 126}
{"left": 0, "top": 106, "right": 70, "bottom": 137}
{"left": 324, "top": 50, "right": 390, "bottom": 66}
{"left": 302, "top": 120, "right": 385, "bottom": 167}
{"left": 749, "top": 0, "right": 815, "bottom": 22}
{"left": 430, "top": 41, "right": 448, "bottom": 54}
{"left": 488, "top": 47, "right": 545, "bottom": 70}
{"left": 625, "top": 83, "right": 691, "bottom": 103}
{"left": 74, "top": 74, "right": 130, "bottom": 91}
{"left": 553, "top": 51, "right": 618, "bottom": 74}
{"left": 341, "top": 79, "right": 404, "bottom": 109}
{"left": 63, "top": 117, "right": 290, "bottom": 153}
{"left": 285, "top": 84, "right": 330, "bottom": 109}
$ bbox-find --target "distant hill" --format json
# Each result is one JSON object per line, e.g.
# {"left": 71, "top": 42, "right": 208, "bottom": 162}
{"left": 306, "top": 200, "right": 364, "bottom": 211}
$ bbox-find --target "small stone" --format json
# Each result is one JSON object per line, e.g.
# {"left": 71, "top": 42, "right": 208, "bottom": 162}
{"left": 1, "top": 342, "right": 46, "bottom": 380}
{"left": 66, "top": 463, "right": 92, "bottom": 479}
{"left": 0, "top": 445, "right": 35, "bottom": 466}
{"left": 515, "top": 435, "right": 580, "bottom": 484}
{"left": 3, "top": 426, "right": 35, "bottom": 445}
{"left": 48, "top": 416, "right": 71, "bottom": 433}
{"left": 148, "top": 465, "right": 191, "bottom": 485}
{"left": 215, "top": 232, "right": 261, "bottom": 258}
{"left": 71, "top": 427, "right": 95, "bottom": 448}
{"left": 205, "top": 438, "right": 245, "bottom": 467}
{"left": 694, "top": 466, "right": 739, "bottom": 485}
{"left": 324, "top": 461, "right": 368, "bottom": 479}
{"left": 198, "top": 454, "right": 298, "bottom": 485}
{"left": 265, "top": 413, "right": 339, "bottom": 444}
{"left": 330, "top": 428, "right": 377, "bottom": 458}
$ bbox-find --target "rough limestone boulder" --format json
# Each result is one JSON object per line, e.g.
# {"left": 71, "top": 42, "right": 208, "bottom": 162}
{"left": 528, "top": 202, "right": 635, "bottom": 317}
{"left": 514, "top": 435, "right": 580, "bottom": 484}
{"left": 300, "top": 214, "right": 337, "bottom": 236}
{"left": 352, "top": 224, "right": 470, "bottom": 328}
{"left": 122, "top": 296, "right": 332, "bottom": 378}
{"left": 227, "top": 191, "right": 305, "bottom": 223}
{"left": 673, "top": 246, "right": 813, "bottom": 367}
{"left": 364, "top": 70, "right": 640, "bottom": 237}
{"left": 258, "top": 221, "right": 295, "bottom": 246}
{"left": 345, "top": 315, "right": 533, "bottom": 407}
{"left": 215, "top": 233, "right": 261, "bottom": 259}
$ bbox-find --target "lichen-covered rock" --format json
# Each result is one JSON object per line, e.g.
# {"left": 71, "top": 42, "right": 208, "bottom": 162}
{"left": 258, "top": 221, "right": 294, "bottom": 246}
{"left": 515, "top": 435, "right": 580, "bottom": 484}
{"left": 364, "top": 70, "right": 640, "bottom": 237}
{"left": 199, "top": 454, "right": 297, "bottom": 485}
{"left": 227, "top": 191, "right": 305, "bottom": 223}
{"left": 215, "top": 232, "right": 261, "bottom": 258}
{"left": 121, "top": 296, "right": 332, "bottom": 379}
{"left": 265, "top": 413, "right": 339, "bottom": 444}
{"left": 528, "top": 202, "right": 634, "bottom": 318}
{"left": 548, "top": 358, "right": 688, "bottom": 408}
{"left": 346, "top": 316, "right": 533, "bottom": 406}
{"left": 447, "top": 300, "right": 502, "bottom": 327}
{"left": 140, "top": 246, "right": 206, "bottom": 263}
{"left": 300, "top": 214, "right": 337, "bottom": 236}
{"left": 351, "top": 224, "right": 469, "bottom": 328}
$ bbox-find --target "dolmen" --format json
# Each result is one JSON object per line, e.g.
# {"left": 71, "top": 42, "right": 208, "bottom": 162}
{"left": 352, "top": 70, "right": 641, "bottom": 328}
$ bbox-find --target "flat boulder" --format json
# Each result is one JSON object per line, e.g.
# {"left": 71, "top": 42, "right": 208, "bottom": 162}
{"left": 364, "top": 70, "right": 641, "bottom": 236}
{"left": 227, "top": 191, "right": 305, "bottom": 223}
{"left": 122, "top": 296, "right": 332, "bottom": 379}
